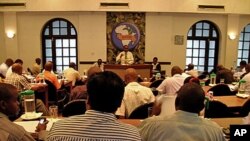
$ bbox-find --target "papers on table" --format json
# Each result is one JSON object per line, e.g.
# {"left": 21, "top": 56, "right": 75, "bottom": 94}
{"left": 14, "top": 118, "right": 61, "bottom": 133}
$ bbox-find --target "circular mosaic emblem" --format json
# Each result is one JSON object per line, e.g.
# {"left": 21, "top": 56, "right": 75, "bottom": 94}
{"left": 111, "top": 22, "right": 140, "bottom": 51}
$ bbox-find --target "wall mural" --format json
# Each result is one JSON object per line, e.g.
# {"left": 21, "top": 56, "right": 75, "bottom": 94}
{"left": 107, "top": 12, "right": 145, "bottom": 64}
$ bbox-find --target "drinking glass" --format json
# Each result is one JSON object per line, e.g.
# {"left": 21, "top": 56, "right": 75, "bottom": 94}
{"left": 49, "top": 105, "right": 58, "bottom": 119}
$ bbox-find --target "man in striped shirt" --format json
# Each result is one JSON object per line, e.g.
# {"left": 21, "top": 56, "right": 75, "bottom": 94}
{"left": 47, "top": 71, "right": 141, "bottom": 141}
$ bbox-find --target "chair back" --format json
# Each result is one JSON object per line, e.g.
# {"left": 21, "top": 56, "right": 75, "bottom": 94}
{"left": 62, "top": 99, "right": 86, "bottom": 117}
{"left": 45, "top": 79, "right": 58, "bottom": 102}
{"left": 208, "top": 84, "right": 234, "bottom": 96}
{"left": 149, "top": 79, "right": 164, "bottom": 88}
{"left": 128, "top": 102, "right": 154, "bottom": 119}
{"left": 204, "top": 100, "right": 236, "bottom": 118}
{"left": 159, "top": 95, "right": 176, "bottom": 116}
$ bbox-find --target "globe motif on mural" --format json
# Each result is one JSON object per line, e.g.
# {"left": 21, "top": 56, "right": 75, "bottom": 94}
{"left": 111, "top": 22, "right": 140, "bottom": 51}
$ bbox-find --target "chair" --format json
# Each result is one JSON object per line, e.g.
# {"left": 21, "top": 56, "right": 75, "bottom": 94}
{"left": 204, "top": 100, "right": 237, "bottom": 118}
{"left": 62, "top": 99, "right": 86, "bottom": 117}
{"left": 128, "top": 102, "right": 154, "bottom": 119}
{"left": 149, "top": 79, "right": 164, "bottom": 88}
{"left": 45, "top": 79, "right": 58, "bottom": 103}
{"left": 240, "top": 99, "right": 250, "bottom": 117}
{"left": 208, "top": 84, "right": 234, "bottom": 96}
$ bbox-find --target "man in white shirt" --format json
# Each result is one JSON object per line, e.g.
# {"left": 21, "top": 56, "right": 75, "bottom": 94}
{"left": 6, "top": 59, "right": 23, "bottom": 78}
{"left": 0, "top": 58, "right": 13, "bottom": 78}
{"left": 63, "top": 62, "right": 82, "bottom": 86}
{"left": 92, "top": 59, "right": 104, "bottom": 71}
{"left": 116, "top": 68, "right": 155, "bottom": 118}
{"left": 157, "top": 66, "right": 186, "bottom": 95}
{"left": 116, "top": 45, "right": 134, "bottom": 65}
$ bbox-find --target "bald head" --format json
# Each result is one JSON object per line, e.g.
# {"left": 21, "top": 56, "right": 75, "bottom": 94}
{"left": 124, "top": 68, "right": 138, "bottom": 84}
{"left": 44, "top": 62, "right": 53, "bottom": 71}
{"left": 171, "top": 66, "right": 183, "bottom": 76}
{"left": 87, "top": 66, "right": 102, "bottom": 78}
{"left": 12, "top": 63, "right": 23, "bottom": 75}
{"left": 175, "top": 83, "right": 205, "bottom": 114}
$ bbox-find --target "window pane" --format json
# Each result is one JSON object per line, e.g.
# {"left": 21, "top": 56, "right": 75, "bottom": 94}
{"left": 209, "top": 41, "right": 215, "bottom": 49}
{"left": 56, "top": 49, "right": 62, "bottom": 56}
{"left": 46, "top": 49, "right": 52, "bottom": 56}
{"left": 203, "top": 30, "right": 209, "bottom": 37}
{"left": 193, "top": 49, "right": 199, "bottom": 57}
{"left": 52, "top": 21, "right": 59, "bottom": 27}
{"left": 245, "top": 25, "right": 250, "bottom": 32}
{"left": 203, "top": 23, "right": 209, "bottom": 29}
{"left": 244, "top": 33, "right": 250, "bottom": 41}
{"left": 198, "top": 66, "right": 204, "bottom": 71}
{"left": 56, "top": 39, "right": 62, "bottom": 47}
{"left": 44, "top": 28, "right": 49, "bottom": 35}
{"left": 199, "top": 58, "right": 205, "bottom": 65}
{"left": 57, "top": 66, "right": 63, "bottom": 72}
{"left": 63, "top": 39, "right": 69, "bottom": 47}
{"left": 46, "top": 58, "right": 52, "bottom": 62}
{"left": 186, "top": 49, "right": 192, "bottom": 56}
{"left": 70, "top": 57, "right": 76, "bottom": 63}
{"left": 45, "top": 39, "right": 52, "bottom": 48}
{"left": 209, "top": 50, "right": 215, "bottom": 57}
{"left": 200, "top": 40, "right": 205, "bottom": 48}
{"left": 70, "top": 48, "right": 76, "bottom": 56}
{"left": 194, "top": 40, "right": 199, "bottom": 48}
{"left": 61, "top": 28, "right": 67, "bottom": 35}
{"left": 243, "top": 42, "right": 250, "bottom": 49}
{"left": 71, "top": 28, "right": 76, "bottom": 35}
{"left": 243, "top": 51, "right": 249, "bottom": 58}
{"left": 187, "top": 40, "right": 192, "bottom": 48}
{"left": 57, "top": 57, "right": 62, "bottom": 65}
{"left": 208, "top": 67, "right": 213, "bottom": 72}
{"left": 240, "top": 33, "right": 244, "bottom": 40}
{"left": 186, "top": 58, "right": 192, "bottom": 65}
{"left": 63, "top": 57, "right": 69, "bottom": 65}
{"left": 63, "top": 49, "right": 69, "bottom": 56}
{"left": 70, "top": 39, "right": 76, "bottom": 47}
{"left": 53, "top": 28, "right": 59, "bottom": 35}
{"left": 195, "top": 30, "right": 202, "bottom": 36}
{"left": 196, "top": 23, "right": 202, "bottom": 28}
{"left": 193, "top": 58, "right": 198, "bottom": 65}
{"left": 199, "top": 49, "right": 205, "bottom": 57}
{"left": 212, "top": 30, "right": 217, "bottom": 37}
{"left": 238, "top": 50, "right": 242, "bottom": 58}
{"left": 60, "top": 21, "right": 67, "bottom": 27}
{"left": 238, "top": 42, "right": 243, "bottom": 49}
{"left": 209, "top": 58, "right": 214, "bottom": 66}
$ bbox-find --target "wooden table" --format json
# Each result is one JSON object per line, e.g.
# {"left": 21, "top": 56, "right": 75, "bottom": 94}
{"left": 118, "top": 119, "right": 142, "bottom": 127}
{"left": 213, "top": 96, "right": 248, "bottom": 108}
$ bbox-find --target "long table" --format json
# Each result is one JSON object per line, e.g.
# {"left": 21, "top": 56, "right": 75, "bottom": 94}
{"left": 213, "top": 96, "right": 248, "bottom": 108}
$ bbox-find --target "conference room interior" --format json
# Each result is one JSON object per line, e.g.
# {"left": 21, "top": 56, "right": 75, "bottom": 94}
{"left": 0, "top": 0, "right": 250, "bottom": 140}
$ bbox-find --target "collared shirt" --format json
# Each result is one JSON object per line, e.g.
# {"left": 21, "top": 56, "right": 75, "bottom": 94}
{"left": 63, "top": 68, "right": 81, "bottom": 86}
{"left": 0, "top": 112, "right": 35, "bottom": 141}
{"left": 116, "top": 51, "right": 134, "bottom": 65}
{"left": 138, "top": 110, "right": 226, "bottom": 141}
{"left": 47, "top": 110, "right": 141, "bottom": 141}
{"left": 43, "top": 71, "right": 61, "bottom": 89}
{"left": 6, "top": 66, "right": 13, "bottom": 78}
{"left": 241, "top": 72, "right": 250, "bottom": 94}
{"left": 157, "top": 74, "right": 186, "bottom": 95}
{"left": 92, "top": 62, "right": 104, "bottom": 71}
{"left": 116, "top": 82, "right": 155, "bottom": 117}
{"left": 4, "top": 73, "right": 32, "bottom": 91}
{"left": 0, "top": 62, "right": 9, "bottom": 77}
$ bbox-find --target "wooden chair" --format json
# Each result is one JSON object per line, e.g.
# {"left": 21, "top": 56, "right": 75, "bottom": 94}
{"left": 128, "top": 102, "right": 154, "bottom": 119}
{"left": 62, "top": 99, "right": 86, "bottom": 117}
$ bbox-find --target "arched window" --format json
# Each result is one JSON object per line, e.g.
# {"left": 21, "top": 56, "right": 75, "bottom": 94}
{"left": 237, "top": 24, "right": 250, "bottom": 65}
{"left": 186, "top": 20, "right": 219, "bottom": 72}
{"left": 42, "top": 18, "right": 77, "bottom": 72}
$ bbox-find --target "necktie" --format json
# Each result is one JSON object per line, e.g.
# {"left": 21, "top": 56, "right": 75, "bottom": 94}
{"left": 125, "top": 52, "right": 128, "bottom": 64}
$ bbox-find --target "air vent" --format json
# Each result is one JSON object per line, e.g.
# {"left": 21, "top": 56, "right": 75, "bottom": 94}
{"left": 100, "top": 2, "right": 129, "bottom": 8}
{"left": 0, "top": 2, "right": 26, "bottom": 7}
{"left": 198, "top": 5, "right": 225, "bottom": 9}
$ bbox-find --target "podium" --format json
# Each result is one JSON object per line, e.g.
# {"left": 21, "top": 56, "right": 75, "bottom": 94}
{"left": 104, "top": 64, "right": 152, "bottom": 80}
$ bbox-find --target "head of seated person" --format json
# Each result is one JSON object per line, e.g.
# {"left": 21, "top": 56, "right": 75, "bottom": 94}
{"left": 184, "top": 76, "right": 200, "bottom": 85}
{"left": 175, "top": 83, "right": 205, "bottom": 114}
{"left": 44, "top": 61, "right": 53, "bottom": 72}
{"left": 87, "top": 71, "right": 125, "bottom": 113}
{"left": 124, "top": 68, "right": 138, "bottom": 84}
{"left": 12, "top": 63, "right": 23, "bottom": 75}
{"left": 171, "top": 66, "right": 183, "bottom": 76}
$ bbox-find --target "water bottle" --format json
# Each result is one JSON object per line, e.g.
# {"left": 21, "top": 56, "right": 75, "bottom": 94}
{"left": 210, "top": 73, "right": 216, "bottom": 85}
{"left": 20, "top": 90, "right": 36, "bottom": 118}
{"left": 156, "top": 73, "right": 161, "bottom": 80}
{"left": 239, "top": 79, "right": 246, "bottom": 94}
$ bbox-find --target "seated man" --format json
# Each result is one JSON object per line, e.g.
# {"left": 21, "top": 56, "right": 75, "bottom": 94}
{"left": 43, "top": 62, "right": 62, "bottom": 90}
{"left": 152, "top": 57, "right": 161, "bottom": 74}
{"left": 31, "top": 58, "right": 41, "bottom": 76}
{"left": 216, "top": 64, "right": 234, "bottom": 84}
{"left": 157, "top": 66, "right": 186, "bottom": 95}
{"left": 92, "top": 59, "right": 104, "bottom": 71}
{"left": 116, "top": 68, "right": 155, "bottom": 118}
{"left": 138, "top": 83, "right": 226, "bottom": 141}
{"left": 47, "top": 71, "right": 141, "bottom": 141}
{"left": 0, "top": 58, "right": 14, "bottom": 78}
{"left": 4, "top": 63, "right": 50, "bottom": 116}
{"left": 0, "top": 83, "right": 46, "bottom": 141}
{"left": 185, "top": 63, "right": 199, "bottom": 78}
{"left": 116, "top": 45, "right": 134, "bottom": 65}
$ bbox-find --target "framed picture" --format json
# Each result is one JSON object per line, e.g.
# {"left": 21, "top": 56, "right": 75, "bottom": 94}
{"left": 174, "top": 35, "right": 184, "bottom": 45}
